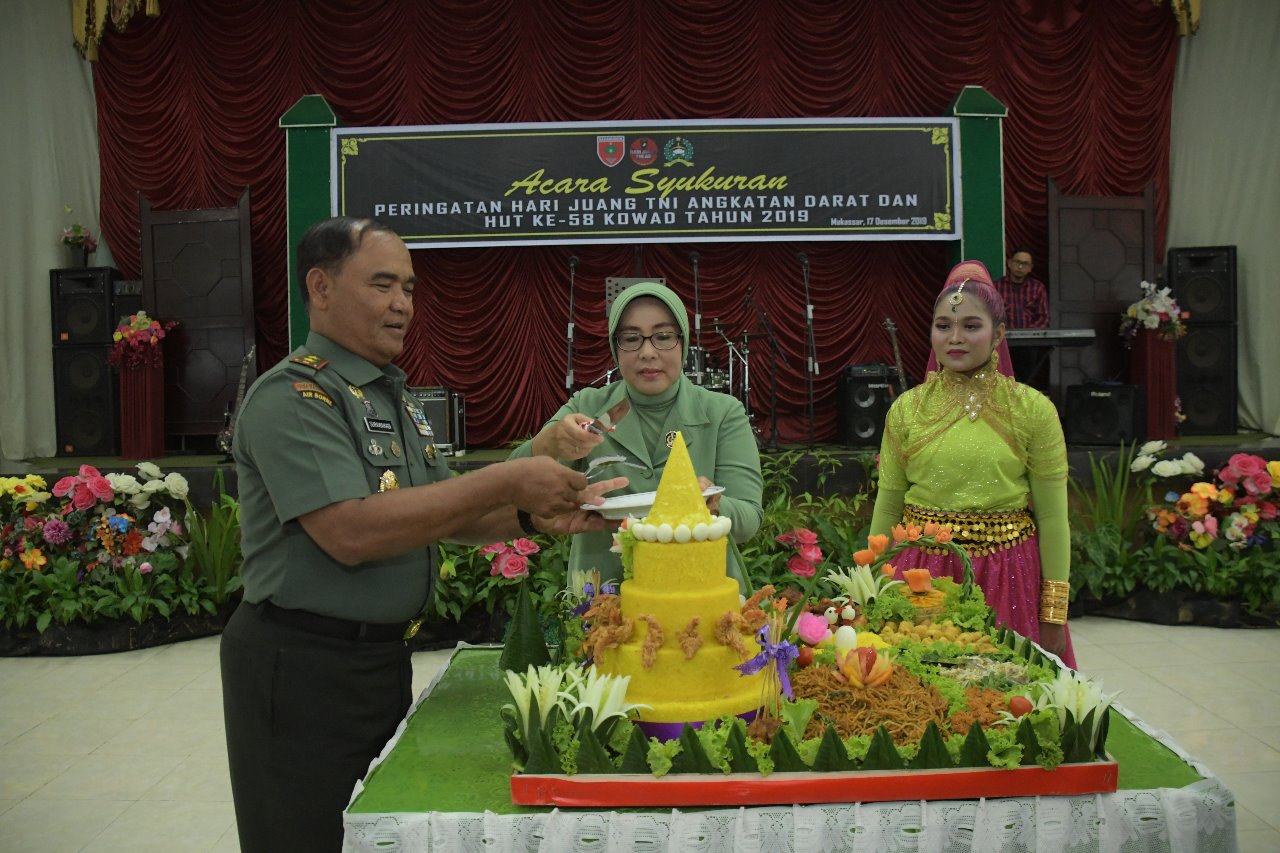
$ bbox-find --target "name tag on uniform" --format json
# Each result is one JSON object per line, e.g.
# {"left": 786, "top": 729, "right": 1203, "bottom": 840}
{"left": 364, "top": 417, "right": 395, "bottom": 434}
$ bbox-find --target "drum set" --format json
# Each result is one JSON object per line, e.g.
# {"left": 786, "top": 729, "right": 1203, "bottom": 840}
{"left": 683, "top": 323, "right": 752, "bottom": 411}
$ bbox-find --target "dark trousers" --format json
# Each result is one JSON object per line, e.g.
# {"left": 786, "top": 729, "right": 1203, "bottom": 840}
{"left": 220, "top": 601, "right": 412, "bottom": 853}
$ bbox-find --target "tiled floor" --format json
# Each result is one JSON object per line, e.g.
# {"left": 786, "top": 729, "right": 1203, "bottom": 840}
{"left": 0, "top": 615, "right": 1276, "bottom": 851}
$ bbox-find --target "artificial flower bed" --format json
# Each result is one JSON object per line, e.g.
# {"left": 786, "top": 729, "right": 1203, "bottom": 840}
{"left": 501, "top": 527, "right": 1119, "bottom": 807}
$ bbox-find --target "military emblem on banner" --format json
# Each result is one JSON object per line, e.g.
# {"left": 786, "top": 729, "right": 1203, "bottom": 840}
{"left": 597, "top": 135, "right": 626, "bottom": 167}
{"left": 663, "top": 136, "right": 694, "bottom": 167}
{"left": 629, "top": 137, "right": 658, "bottom": 166}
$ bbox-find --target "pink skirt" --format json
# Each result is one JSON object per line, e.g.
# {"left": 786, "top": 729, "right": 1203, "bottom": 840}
{"left": 890, "top": 533, "right": 1077, "bottom": 669}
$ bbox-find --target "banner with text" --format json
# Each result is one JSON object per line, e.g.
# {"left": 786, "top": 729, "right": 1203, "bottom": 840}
{"left": 332, "top": 118, "right": 960, "bottom": 248}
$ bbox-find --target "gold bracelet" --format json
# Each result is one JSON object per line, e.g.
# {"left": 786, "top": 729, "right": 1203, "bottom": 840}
{"left": 1039, "top": 605, "right": 1068, "bottom": 625}
{"left": 1040, "top": 579, "right": 1069, "bottom": 624}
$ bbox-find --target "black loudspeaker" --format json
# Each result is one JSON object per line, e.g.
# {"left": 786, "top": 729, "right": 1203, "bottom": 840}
{"left": 53, "top": 346, "right": 119, "bottom": 456}
{"left": 407, "top": 386, "right": 466, "bottom": 455}
{"left": 836, "top": 364, "right": 895, "bottom": 447}
{"left": 1176, "top": 324, "right": 1238, "bottom": 435}
{"left": 112, "top": 279, "right": 144, "bottom": 327}
{"left": 1168, "top": 246, "right": 1236, "bottom": 325}
{"left": 1064, "top": 384, "right": 1145, "bottom": 444}
{"left": 50, "top": 268, "right": 121, "bottom": 345}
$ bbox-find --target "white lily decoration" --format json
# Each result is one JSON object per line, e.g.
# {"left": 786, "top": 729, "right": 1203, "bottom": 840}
{"left": 564, "top": 666, "right": 649, "bottom": 732}
{"left": 825, "top": 563, "right": 901, "bottom": 608}
{"left": 1040, "top": 668, "right": 1120, "bottom": 752}
{"left": 502, "top": 664, "right": 572, "bottom": 736}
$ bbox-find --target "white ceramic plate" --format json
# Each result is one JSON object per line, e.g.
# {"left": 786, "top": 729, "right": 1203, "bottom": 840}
{"left": 583, "top": 486, "right": 725, "bottom": 521}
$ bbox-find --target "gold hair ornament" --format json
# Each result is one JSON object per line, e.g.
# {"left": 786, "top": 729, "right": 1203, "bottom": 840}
{"left": 949, "top": 279, "right": 969, "bottom": 313}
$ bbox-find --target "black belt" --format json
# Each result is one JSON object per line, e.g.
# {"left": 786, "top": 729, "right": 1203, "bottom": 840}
{"left": 256, "top": 600, "right": 412, "bottom": 643}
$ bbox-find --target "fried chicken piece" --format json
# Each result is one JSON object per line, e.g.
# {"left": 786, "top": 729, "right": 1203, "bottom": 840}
{"left": 676, "top": 618, "right": 703, "bottom": 659}
{"left": 714, "top": 610, "right": 751, "bottom": 658}
{"left": 637, "top": 615, "right": 664, "bottom": 669}
{"left": 589, "top": 617, "right": 633, "bottom": 663}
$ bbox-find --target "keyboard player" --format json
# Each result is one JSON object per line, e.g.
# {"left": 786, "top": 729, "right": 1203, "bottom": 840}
{"left": 994, "top": 247, "right": 1050, "bottom": 388}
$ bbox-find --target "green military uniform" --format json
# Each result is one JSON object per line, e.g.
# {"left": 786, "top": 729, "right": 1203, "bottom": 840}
{"left": 233, "top": 331, "right": 450, "bottom": 622}
{"left": 509, "top": 282, "right": 763, "bottom": 592}
{"left": 221, "top": 331, "right": 451, "bottom": 853}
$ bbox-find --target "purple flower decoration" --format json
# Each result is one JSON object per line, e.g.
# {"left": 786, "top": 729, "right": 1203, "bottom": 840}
{"left": 42, "top": 519, "right": 73, "bottom": 546}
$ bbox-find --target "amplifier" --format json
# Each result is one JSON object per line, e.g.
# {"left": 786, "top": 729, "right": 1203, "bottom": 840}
{"left": 407, "top": 386, "right": 465, "bottom": 455}
{"left": 842, "top": 362, "right": 895, "bottom": 380}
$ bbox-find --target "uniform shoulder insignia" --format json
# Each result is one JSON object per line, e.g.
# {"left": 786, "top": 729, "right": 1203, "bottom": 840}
{"left": 292, "top": 380, "right": 334, "bottom": 406}
{"left": 289, "top": 354, "right": 329, "bottom": 371}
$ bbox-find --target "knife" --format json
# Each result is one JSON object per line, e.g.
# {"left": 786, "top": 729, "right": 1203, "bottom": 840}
{"left": 582, "top": 398, "right": 631, "bottom": 435}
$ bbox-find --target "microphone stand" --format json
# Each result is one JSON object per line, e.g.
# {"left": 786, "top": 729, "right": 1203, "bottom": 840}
{"left": 797, "top": 252, "right": 817, "bottom": 445}
{"left": 689, "top": 250, "right": 702, "bottom": 383}
{"left": 565, "top": 256, "right": 578, "bottom": 389}
{"left": 749, "top": 287, "right": 787, "bottom": 453}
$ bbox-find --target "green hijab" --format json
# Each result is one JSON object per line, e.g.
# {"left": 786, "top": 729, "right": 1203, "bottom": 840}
{"left": 606, "top": 281, "right": 691, "bottom": 365}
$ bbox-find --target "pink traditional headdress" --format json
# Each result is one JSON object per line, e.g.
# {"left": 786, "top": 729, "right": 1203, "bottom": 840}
{"left": 924, "top": 260, "right": 1014, "bottom": 378}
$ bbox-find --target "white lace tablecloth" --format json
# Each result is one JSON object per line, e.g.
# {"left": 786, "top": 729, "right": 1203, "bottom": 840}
{"left": 343, "top": 647, "right": 1238, "bottom": 853}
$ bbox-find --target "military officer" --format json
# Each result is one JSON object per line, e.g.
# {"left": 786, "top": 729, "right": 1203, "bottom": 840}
{"left": 220, "top": 217, "right": 624, "bottom": 853}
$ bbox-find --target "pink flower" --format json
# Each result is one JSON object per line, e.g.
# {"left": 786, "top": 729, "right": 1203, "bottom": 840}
{"left": 510, "top": 538, "right": 540, "bottom": 556}
{"left": 138, "top": 561, "right": 153, "bottom": 574}
{"left": 775, "top": 528, "right": 817, "bottom": 549}
{"left": 795, "top": 611, "right": 830, "bottom": 645}
{"left": 478, "top": 542, "right": 506, "bottom": 556}
{"left": 1220, "top": 454, "right": 1271, "bottom": 496}
{"left": 798, "top": 544, "right": 823, "bottom": 565}
{"left": 787, "top": 554, "right": 816, "bottom": 577}
{"left": 497, "top": 552, "right": 529, "bottom": 579}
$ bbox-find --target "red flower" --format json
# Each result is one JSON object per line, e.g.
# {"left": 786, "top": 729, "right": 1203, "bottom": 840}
{"left": 797, "top": 544, "right": 823, "bottom": 564}
{"left": 787, "top": 554, "right": 816, "bottom": 577}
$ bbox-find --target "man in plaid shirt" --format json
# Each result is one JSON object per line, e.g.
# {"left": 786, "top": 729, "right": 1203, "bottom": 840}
{"left": 994, "top": 247, "right": 1049, "bottom": 329}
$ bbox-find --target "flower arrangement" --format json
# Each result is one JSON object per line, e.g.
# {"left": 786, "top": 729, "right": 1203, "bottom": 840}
{"left": 0, "top": 462, "right": 205, "bottom": 632}
{"left": 60, "top": 205, "right": 99, "bottom": 252}
{"left": 108, "top": 311, "right": 177, "bottom": 368}
{"left": 1146, "top": 452, "right": 1279, "bottom": 551}
{"left": 1118, "top": 280, "right": 1189, "bottom": 345}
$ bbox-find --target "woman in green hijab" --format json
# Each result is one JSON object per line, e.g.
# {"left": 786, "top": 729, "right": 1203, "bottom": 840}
{"left": 509, "top": 282, "right": 763, "bottom": 592}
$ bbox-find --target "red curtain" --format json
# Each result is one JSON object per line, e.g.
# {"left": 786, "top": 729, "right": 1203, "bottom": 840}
{"left": 93, "top": 0, "right": 1177, "bottom": 446}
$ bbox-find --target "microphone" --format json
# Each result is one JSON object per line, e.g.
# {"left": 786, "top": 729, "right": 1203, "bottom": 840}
{"left": 796, "top": 252, "right": 809, "bottom": 269}
{"left": 688, "top": 250, "right": 700, "bottom": 264}
{"left": 568, "top": 256, "right": 579, "bottom": 270}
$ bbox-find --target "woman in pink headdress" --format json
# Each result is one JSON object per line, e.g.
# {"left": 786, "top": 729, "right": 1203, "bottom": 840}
{"left": 869, "top": 261, "right": 1075, "bottom": 667}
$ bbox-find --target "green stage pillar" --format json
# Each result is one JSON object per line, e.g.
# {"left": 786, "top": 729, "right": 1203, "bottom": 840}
{"left": 948, "top": 86, "right": 1008, "bottom": 274}
{"left": 280, "top": 95, "right": 340, "bottom": 348}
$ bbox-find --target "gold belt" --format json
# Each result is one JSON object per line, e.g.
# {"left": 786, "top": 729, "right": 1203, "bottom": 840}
{"left": 902, "top": 505, "right": 1036, "bottom": 557}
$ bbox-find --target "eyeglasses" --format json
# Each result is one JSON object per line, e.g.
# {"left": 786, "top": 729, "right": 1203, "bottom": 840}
{"left": 615, "top": 331, "right": 682, "bottom": 352}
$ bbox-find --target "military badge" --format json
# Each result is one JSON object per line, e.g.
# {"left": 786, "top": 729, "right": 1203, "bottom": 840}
{"left": 597, "top": 135, "right": 625, "bottom": 168}
{"left": 390, "top": 439, "right": 401, "bottom": 458}
{"left": 663, "top": 136, "right": 694, "bottom": 167}
{"left": 629, "top": 137, "right": 658, "bottom": 166}
{"left": 349, "top": 384, "right": 375, "bottom": 416}
{"left": 378, "top": 469, "right": 399, "bottom": 492}
{"left": 368, "top": 439, "right": 384, "bottom": 457}
{"left": 289, "top": 354, "right": 329, "bottom": 371}
{"left": 292, "top": 381, "right": 333, "bottom": 407}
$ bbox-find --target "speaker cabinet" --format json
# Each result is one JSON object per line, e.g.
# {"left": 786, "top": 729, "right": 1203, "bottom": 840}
{"left": 1064, "top": 384, "right": 1145, "bottom": 444}
{"left": 407, "top": 386, "right": 466, "bottom": 455}
{"left": 1176, "top": 324, "right": 1237, "bottom": 435}
{"left": 1168, "top": 246, "right": 1236, "bottom": 325}
{"left": 53, "top": 345, "right": 119, "bottom": 456}
{"left": 50, "top": 268, "right": 121, "bottom": 345}
{"left": 113, "top": 279, "right": 144, "bottom": 327}
{"left": 836, "top": 365, "right": 895, "bottom": 447}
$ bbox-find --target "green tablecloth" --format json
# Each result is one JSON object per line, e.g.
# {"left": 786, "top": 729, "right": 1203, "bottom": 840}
{"left": 349, "top": 648, "right": 1205, "bottom": 815}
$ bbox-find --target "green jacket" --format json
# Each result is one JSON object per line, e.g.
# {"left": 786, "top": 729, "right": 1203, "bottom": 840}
{"left": 510, "top": 376, "right": 763, "bottom": 591}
